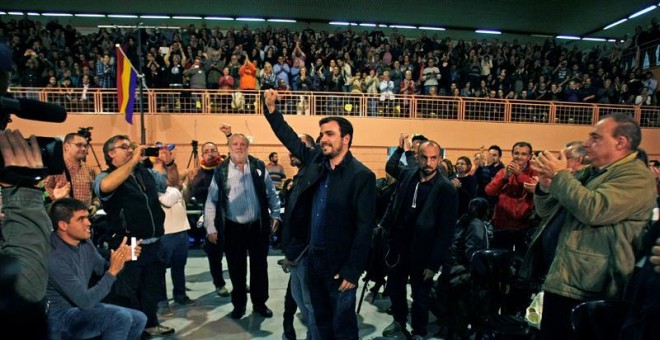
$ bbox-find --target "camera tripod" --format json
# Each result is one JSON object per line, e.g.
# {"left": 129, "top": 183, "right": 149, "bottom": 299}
{"left": 187, "top": 140, "right": 199, "bottom": 169}
{"left": 79, "top": 127, "right": 102, "bottom": 171}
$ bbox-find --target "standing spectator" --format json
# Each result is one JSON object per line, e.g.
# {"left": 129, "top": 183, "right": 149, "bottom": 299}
{"left": 451, "top": 156, "right": 478, "bottom": 217}
{"left": 95, "top": 54, "right": 114, "bottom": 89}
{"left": 473, "top": 145, "right": 504, "bottom": 214}
{"left": 204, "top": 132, "right": 281, "bottom": 320}
{"left": 266, "top": 152, "right": 286, "bottom": 190}
{"left": 422, "top": 58, "right": 441, "bottom": 94}
{"left": 274, "top": 55, "right": 291, "bottom": 89}
{"left": 46, "top": 198, "right": 147, "bottom": 339}
{"left": 183, "top": 141, "right": 229, "bottom": 298}
{"left": 93, "top": 136, "right": 179, "bottom": 337}
{"left": 485, "top": 142, "right": 537, "bottom": 255}
{"left": 183, "top": 57, "right": 207, "bottom": 90}
{"left": 263, "top": 89, "right": 376, "bottom": 340}
{"left": 205, "top": 50, "right": 224, "bottom": 90}
{"left": 379, "top": 140, "right": 458, "bottom": 338}
{"left": 259, "top": 62, "right": 277, "bottom": 90}
{"left": 525, "top": 113, "right": 656, "bottom": 339}
{"left": 238, "top": 56, "right": 257, "bottom": 90}
{"left": 43, "top": 132, "right": 99, "bottom": 212}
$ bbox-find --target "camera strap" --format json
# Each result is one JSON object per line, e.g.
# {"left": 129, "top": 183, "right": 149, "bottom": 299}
{"left": 63, "top": 166, "right": 75, "bottom": 199}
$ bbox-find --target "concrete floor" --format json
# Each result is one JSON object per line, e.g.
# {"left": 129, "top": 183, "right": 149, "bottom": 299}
{"left": 154, "top": 248, "right": 442, "bottom": 339}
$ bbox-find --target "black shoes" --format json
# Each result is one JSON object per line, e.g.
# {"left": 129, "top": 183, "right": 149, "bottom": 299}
{"left": 230, "top": 307, "right": 246, "bottom": 319}
{"left": 253, "top": 305, "right": 273, "bottom": 318}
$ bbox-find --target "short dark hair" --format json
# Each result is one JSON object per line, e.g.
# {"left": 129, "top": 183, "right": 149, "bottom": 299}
{"left": 488, "top": 145, "right": 502, "bottom": 157}
{"left": 63, "top": 132, "right": 84, "bottom": 143}
{"left": 511, "top": 141, "right": 533, "bottom": 154}
{"left": 269, "top": 152, "right": 277, "bottom": 160}
{"left": 411, "top": 134, "right": 428, "bottom": 143}
{"left": 605, "top": 113, "right": 641, "bottom": 151}
{"left": 299, "top": 134, "right": 315, "bottom": 148}
{"left": 457, "top": 155, "right": 472, "bottom": 172}
{"left": 49, "top": 198, "right": 88, "bottom": 231}
{"left": 102, "top": 135, "right": 130, "bottom": 166}
{"left": 319, "top": 116, "right": 353, "bottom": 148}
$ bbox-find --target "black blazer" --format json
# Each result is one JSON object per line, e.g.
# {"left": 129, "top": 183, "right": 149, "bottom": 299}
{"left": 380, "top": 167, "right": 458, "bottom": 272}
{"left": 265, "top": 110, "right": 376, "bottom": 284}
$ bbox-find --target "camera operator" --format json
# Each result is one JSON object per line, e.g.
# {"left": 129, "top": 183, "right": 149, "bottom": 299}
{"left": 0, "top": 42, "right": 51, "bottom": 338}
{"left": 93, "top": 135, "right": 178, "bottom": 337}
{"left": 0, "top": 130, "right": 51, "bottom": 337}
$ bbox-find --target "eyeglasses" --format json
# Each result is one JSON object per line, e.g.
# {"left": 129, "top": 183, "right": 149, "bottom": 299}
{"left": 68, "top": 142, "right": 89, "bottom": 149}
{"left": 111, "top": 144, "right": 132, "bottom": 151}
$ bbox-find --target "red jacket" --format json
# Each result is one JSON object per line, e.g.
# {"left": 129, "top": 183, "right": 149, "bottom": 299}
{"left": 485, "top": 164, "right": 537, "bottom": 230}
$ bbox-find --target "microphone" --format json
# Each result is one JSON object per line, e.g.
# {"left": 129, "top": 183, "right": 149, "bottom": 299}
{"left": 0, "top": 96, "right": 67, "bottom": 123}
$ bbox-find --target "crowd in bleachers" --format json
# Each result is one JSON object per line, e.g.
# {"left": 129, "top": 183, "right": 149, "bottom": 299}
{"left": 1, "top": 16, "right": 659, "bottom": 107}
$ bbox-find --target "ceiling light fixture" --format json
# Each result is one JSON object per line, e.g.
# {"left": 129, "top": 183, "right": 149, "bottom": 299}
{"left": 108, "top": 14, "right": 139, "bottom": 18}
{"left": 359, "top": 23, "right": 377, "bottom": 27}
{"left": 329, "top": 21, "right": 349, "bottom": 25}
{"left": 556, "top": 35, "right": 581, "bottom": 40}
{"left": 7, "top": 11, "right": 24, "bottom": 16}
{"left": 204, "top": 16, "right": 233, "bottom": 20}
{"left": 268, "top": 19, "right": 296, "bottom": 23}
{"left": 475, "top": 29, "right": 501, "bottom": 35}
{"left": 75, "top": 13, "right": 106, "bottom": 18}
{"left": 629, "top": 5, "right": 657, "bottom": 19}
{"left": 141, "top": 15, "right": 171, "bottom": 19}
{"left": 42, "top": 12, "right": 73, "bottom": 17}
{"left": 172, "top": 16, "right": 202, "bottom": 20}
{"left": 390, "top": 25, "right": 416, "bottom": 29}
{"left": 27, "top": 12, "right": 40, "bottom": 16}
{"left": 582, "top": 37, "right": 606, "bottom": 42}
{"left": 604, "top": 18, "right": 627, "bottom": 30}
{"left": 419, "top": 26, "right": 446, "bottom": 31}
{"left": 236, "top": 17, "right": 265, "bottom": 21}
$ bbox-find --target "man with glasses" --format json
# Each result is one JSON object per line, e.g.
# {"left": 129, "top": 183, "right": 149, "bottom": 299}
{"left": 44, "top": 132, "right": 100, "bottom": 214}
{"left": 93, "top": 135, "right": 179, "bottom": 337}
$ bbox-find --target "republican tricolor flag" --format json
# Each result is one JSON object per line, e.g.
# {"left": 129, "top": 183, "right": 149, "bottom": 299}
{"left": 116, "top": 46, "right": 137, "bottom": 124}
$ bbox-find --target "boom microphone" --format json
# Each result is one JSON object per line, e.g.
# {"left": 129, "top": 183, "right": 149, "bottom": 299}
{"left": 0, "top": 96, "right": 67, "bottom": 123}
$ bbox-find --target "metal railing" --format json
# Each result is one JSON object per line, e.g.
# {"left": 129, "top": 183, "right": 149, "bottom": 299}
{"left": 7, "top": 87, "right": 659, "bottom": 128}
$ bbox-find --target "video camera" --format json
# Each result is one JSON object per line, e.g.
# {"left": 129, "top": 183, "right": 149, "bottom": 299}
{"left": 78, "top": 126, "right": 93, "bottom": 141}
{"left": 0, "top": 95, "right": 67, "bottom": 186}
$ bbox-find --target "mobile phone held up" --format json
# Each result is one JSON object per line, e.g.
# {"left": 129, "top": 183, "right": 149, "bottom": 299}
{"left": 142, "top": 147, "right": 160, "bottom": 157}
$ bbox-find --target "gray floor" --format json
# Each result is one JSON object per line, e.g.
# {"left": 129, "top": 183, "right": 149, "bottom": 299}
{"left": 154, "top": 248, "right": 442, "bottom": 339}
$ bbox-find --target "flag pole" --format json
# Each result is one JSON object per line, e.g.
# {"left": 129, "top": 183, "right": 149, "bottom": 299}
{"left": 136, "top": 23, "right": 146, "bottom": 145}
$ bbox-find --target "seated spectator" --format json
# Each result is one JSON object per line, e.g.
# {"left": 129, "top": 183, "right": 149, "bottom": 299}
{"left": 46, "top": 198, "right": 147, "bottom": 339}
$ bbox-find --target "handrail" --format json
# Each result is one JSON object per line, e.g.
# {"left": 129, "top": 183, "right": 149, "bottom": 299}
{"left": 6, "top": 87, "right": 659, "bottom": 128}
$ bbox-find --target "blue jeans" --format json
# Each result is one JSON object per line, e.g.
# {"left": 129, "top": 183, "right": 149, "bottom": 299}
{"left": 308, "top": 252, "right": 359, "bottom": 340}
{"left": 48, "top": 303, "right": 146, "bottom": 340}
{"left": 159, "top": 230, "right": 190, "bottom": 300}
{"left": 290, "top": 255, "right": 320, "bottom": 339}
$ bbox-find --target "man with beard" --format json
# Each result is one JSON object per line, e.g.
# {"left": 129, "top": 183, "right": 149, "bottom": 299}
{"left": 379, "top": 141, "right": 458, "bottom": 338}
{"left": 44, "top": 132, "right": 100, "bottom": 212}
{"left": 263, "top": 89, "right": 376, "bottom": 339}
{"left": 204, "top": 132, "right": 281, "bottom": 319}
{"left": 184, "top": 139, "right": 230, "bottom": 297}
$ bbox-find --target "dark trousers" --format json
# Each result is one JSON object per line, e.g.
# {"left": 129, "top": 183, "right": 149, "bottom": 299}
{"left": 203, "top": 238, "right": 227, "bottom": 289}
{"left": 492, "top": 229, "right": 529, "bottom": 255}
{"left": 388, "top": 259, "right": 433, "bottom": 336}
{"left": 224, "top": 220, "right": 269, "bottom": 309}
{"left": 283, "top": 278, "right": 297, "bottom": 340}
{"left": 308, "top": 251, "right": 359, "bottom": 340}
{"left": 541, "top": 292, "right": 582, "bottom": 340}
{"left": 105, "top": 241, "right": 165, "bottom": 328}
